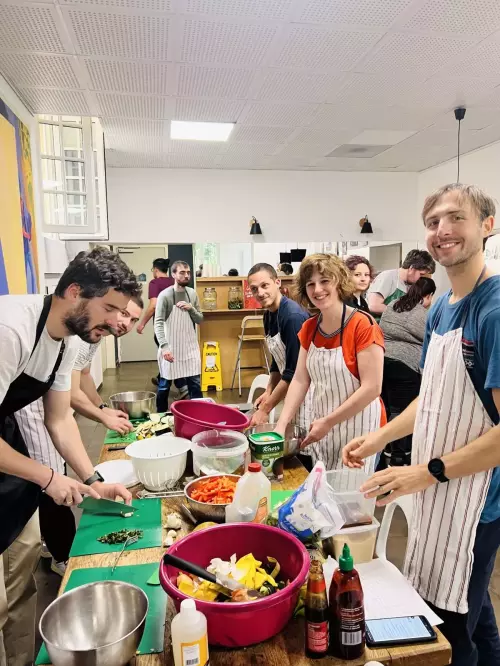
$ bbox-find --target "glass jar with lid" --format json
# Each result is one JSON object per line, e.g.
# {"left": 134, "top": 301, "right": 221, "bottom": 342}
{"left": 228, "top": 285, "right": 243, "bottom": 310}
{"left": 202, "top": 287, "right": 217, "bottom": 311}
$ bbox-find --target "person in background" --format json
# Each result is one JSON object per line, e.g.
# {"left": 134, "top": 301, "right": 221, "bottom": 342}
{"left": 275, "top": 254, "right": 385, "bottom": 472}
{"left": 378, "top": 277, "right": 436, "bottom": 468}
{"left": 196, "top": 264, "right": 203, "bottom": 278}
{"left": 0, "top": 247, "right": 139, "bottom": 666}
{"left": 137, "top": 258, "right": 188, "bottom": 398}
{"left": 155, "top": 261, "right": 203, "bottom": 411}
{"left": 344, "top": 255, "right": 374, "bottom": 313}
{"left": 247, "top": 263, "right": 311, "bottom": 428}
{"left": 368, "top": 249, "right": 435, "bottom": 317}
{"left": 278, "top": 262, "right": 294, "bottom": 276}
{"left": 344, "top": 183, "right": 500, "bottom": 666}
{"left": 228, "top": 268, "right": 239, "bottom": 276}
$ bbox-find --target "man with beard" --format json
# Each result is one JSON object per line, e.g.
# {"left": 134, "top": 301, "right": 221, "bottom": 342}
{"left": 0, "top": 247, "right": 140, "bottom": 666}
{"left": 344, "top": 184, "right": 500, "bottom": 666}
{"left": 14, "top": 296, "right": 143, "bottom": 579}
{"left": 154, "top": 261, "right": 203, "bottom": 411}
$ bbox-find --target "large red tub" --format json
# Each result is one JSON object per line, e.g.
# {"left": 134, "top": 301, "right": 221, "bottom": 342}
{"left": 159, "top": 523, "right": 309, "bottom": 647}
{"left": 171, "top": 400, "right": 250, "bottom": 439}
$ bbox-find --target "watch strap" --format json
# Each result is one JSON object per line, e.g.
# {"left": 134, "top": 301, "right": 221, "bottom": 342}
{"left": 84, "top": 470, "right": 104, "bottom": 486}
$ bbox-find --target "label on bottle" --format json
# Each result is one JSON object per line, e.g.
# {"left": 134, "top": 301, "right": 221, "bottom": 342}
{"left": 251, "top": 497, "right": 268, "bottom": 524}
{"left": 340, "top": 606, "right": 364, "bottom": 647}
{"left": 180, "top": 637, "right": 209, "bottom": 666}
{"left": 306, "top": 621, "right": 329, "bottom": 652}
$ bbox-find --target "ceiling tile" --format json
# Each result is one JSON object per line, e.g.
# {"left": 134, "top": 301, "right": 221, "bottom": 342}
{"left": 274, "top": 142, "right": 335, "bottom": 158}
{"left": 0, "top": 5, "right": 64, "bottom": 52}
{"left": 61, "top": 0, "right": 172, "bottom": 9}
{"left": 106, "top": 150, "right": 171, "bottom": 168}
{"left": 223, "top": 141, "right": 279, "bottom": 156}
{"left": 299, "top": 0, "right": 414, "bottom": 28}
{"left": 180, "top": 0, "right": 294, "bottom": 20}
{"left": 262, "top": 155, "right": 315, "bottom": 169}
{"left": 85, "top": 59, "right": 169, "bottom": 94}
{"left": 167, "top": 139, "right": 225, "bottom": 155}
{"left": 0, "top": 53, "right": 79, "bottom": 89}
{"left": 181, "top": 19, "right": 277, "bottom": 66}
{"left": 239, "top": 101, "right": 318, "bottom": 126}
{"left": 177, "top": 65, "right": 255, "bottom": 98}
{"left": 273, "top": 26, "right": 381, "bottom": 70}
{"left": 229, "top": 125, "right": 294, "bottom": 142}
{"left": 97, "top": 92, "right": 169, "bottom": 118}
{"left": 174, "top": 97, "right": 245, "bottom": 121}
{"left": 311, "top": 104, "right": 440, "bottom": 131}
{"left": 401, "top": 0, "right": 500, "bottom": 35}
{"left": 399, "top": 77, "right": 499, "bottom": 108}
{"left": 215, "top": 153, "right": 267, "bottom": 168}
{"left": 104, "top": 133, "right": 165, "bottom": 152}
{"left": 66, "top": 9, "right": 170, "bottom": 59}
{"left": 430, "top": 107, "right": 500, "bottom": 130}
{"left": 349, "top": 129, "right": 416, "bottom": 145}
{"left": 332, "top": 72, "right": 423, "bottom": 106}
{"left": 18, "top": 88, "right": 90, "bottom": 115}
{"left": 310, "top": 156, "right": 377, "bottom": 170}
{"left": 254, "top": 70, "right": 346, "bottom": 103}
{"left": 101, "top": 117, "right": 166, "bottom": 137}
{"left": 291, "top": 127, "right": 359, "bottom": 144}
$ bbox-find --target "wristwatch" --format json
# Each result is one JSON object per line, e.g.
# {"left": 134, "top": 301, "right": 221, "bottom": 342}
{"left": 84, "top": 470, "right": 105, "bottom": 486}
{"left": 428, "top": 458, "right": 449, "bottom": 483}
{"left": 98, "top": 403, "right": 108, "bottom": 410}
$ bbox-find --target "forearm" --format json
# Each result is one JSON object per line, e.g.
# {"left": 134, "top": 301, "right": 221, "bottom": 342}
{"left": 71, "top": 386, "right": 105, "bottom": 423}
{"left": 268, "top": 371, "right": 281, "bottom": 392}
{"left": 261, "top": 379, "right": 289, "bottom": 413}
{"left": 189, "top": 299, "right": 204, "bottom": 324}
{"left": 44, "top": 413, "right": 94, "bottom": 482}
{"left": 276, "top": 375, "right": 310, "bottom": 427}
{"left": 374, "top": 398, "right": 419, "bottom": 448}
{"left": 442, "top": 425, "right": 500, "bottom": 479}
{"left": 139, "top": 303, "right": 155, "bottom": 327}
{"left": 154, "top": 313, "right": 169, "bottom": 349}
{"left": 0, "top": 437, "right": 52, "bottom": 487}
{"left": 80, "top": 372, "right": 102, "bottom": 407}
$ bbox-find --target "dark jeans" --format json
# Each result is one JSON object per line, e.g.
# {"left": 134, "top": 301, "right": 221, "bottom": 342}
{"left": 379, "top": 357, "right": 421, "bottom": 470}
{"left": 426, "top": 516, "right": 500, "bottom": 666}
{"left": 157, "top": 375, "right": 202, "bottom": 412}
{"left": 39, "top": 491, "right": 76, "bottom": 563}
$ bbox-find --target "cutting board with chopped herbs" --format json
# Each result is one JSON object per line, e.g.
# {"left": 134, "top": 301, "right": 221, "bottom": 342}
{"left": 103, "top": 429, "right": 137, "bottom": 446}
{"left": 35, "top": 562, "right": 167, "bottom": 664}
{"left": 69, "top": 498, "right": 162, "bottom": 557}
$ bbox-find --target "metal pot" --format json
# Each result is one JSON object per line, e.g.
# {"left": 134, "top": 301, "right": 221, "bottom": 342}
{"left": 184, "top": 474, "right": 240, "bottom": 523}
{"left": 246, "top": 423, "right": 306, "bottom": 457}
{"left": 109, "top": 391, "right": 156, "bottom": 419}
{"left": 39, "top": 581, "right": 148, "bottom": 666}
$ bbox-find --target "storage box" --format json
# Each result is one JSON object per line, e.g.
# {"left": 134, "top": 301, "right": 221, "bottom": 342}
{"left": 326, "top": 468, "right": 376, "bottom": 527}
{"left": 330, "top": 517, "right": 380, "bottom": 565}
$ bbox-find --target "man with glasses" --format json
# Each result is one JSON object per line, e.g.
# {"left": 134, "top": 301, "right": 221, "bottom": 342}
{"left": 154, "top": 261, "right": 203, "bottom": 410}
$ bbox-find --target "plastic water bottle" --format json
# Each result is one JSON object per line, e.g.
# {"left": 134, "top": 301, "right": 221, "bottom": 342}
{"left": 225, "top": 462, "right": 271, "bottom": 523}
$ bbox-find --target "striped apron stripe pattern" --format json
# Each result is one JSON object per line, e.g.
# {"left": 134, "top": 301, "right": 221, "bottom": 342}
{"left": 404, "top": 326, "right": 493, "bottom": 613}
{"left": 15, "top": 398, "right": 65, "bottom": 475}
{"left": 158, "top": 294, "right": 201, "bottom": 381}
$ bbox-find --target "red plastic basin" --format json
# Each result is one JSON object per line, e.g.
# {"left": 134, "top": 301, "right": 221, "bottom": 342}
{"left": 159, "top": 523, "right": 309, "bottom": 647}
{"left": 171, "top": 400, "right": 250, "bottom": 440}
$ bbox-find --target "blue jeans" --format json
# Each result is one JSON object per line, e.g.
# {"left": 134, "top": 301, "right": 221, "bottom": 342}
{"left": 426, "top": 516, "right": 500, "bottom": 666}
{"left": 157, "top": 375, "right": 202, "bottom": 412}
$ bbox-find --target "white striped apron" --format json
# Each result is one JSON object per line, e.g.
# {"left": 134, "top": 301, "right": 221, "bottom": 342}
{"left": 304, "top": 306, "right": 381, "bottom": 472}
{"left": 158, "top": 292, "right": 201, "bottom": 381}
{"left": 266, "top": 330, "right": 312, "bottom": 430}
{"left": 14, "top": 398, "right": 65, "bottom": 475}
{"left": 404, "top": 273, "right": 494, "bottom": 613}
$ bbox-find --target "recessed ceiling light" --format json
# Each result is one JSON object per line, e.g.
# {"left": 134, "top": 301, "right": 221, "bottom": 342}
{"left": 170, "top": 120, "right": 234, "bottom": 141}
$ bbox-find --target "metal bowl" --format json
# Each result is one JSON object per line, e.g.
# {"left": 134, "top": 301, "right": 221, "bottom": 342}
{"left": 109, "top": 391, "right": 156, "bottom": 419}
{"left": 247, "top": 423, "right": 307, "bottom": 457}
{"left": 184, "top": 474, "right": 240, "bottom": 523}
{"left": 39, "top": 580, "right": 148, "bottom": 666}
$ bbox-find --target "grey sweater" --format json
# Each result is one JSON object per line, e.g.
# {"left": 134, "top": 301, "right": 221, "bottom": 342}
{"left": 380, "top": 301, "right": 428, "bottom": 373}
{"left": 154, "top": 286, "right": 203, "bottom": 350}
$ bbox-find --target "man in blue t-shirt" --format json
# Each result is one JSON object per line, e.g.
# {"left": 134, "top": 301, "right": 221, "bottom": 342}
{"left": 247, "top": 263, "right": 310, "bottom": 427}
{"left": 344, "top": 183, "right": 500, "bottom": 666}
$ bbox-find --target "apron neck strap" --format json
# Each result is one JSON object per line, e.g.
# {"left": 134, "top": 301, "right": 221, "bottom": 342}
{"left": 313, "top": 302, "right": 347, "bottom": 347}
{"left": 32, "top": 295, "right": 52, "bottom": 356}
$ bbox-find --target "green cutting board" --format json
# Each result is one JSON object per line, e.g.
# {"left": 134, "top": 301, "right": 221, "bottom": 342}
{"left": 69, "top": 498, "right": 162, "bottom": 557}
{"left": 35, "top": 562, "right": 167, "bottom": 665}
{"left": 103, "top": 429, "right": 137, "bottom": 446}
{"left": 271, "top": 489, "right": 294, "bottom": 511}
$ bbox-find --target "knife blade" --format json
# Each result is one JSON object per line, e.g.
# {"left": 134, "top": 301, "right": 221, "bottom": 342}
{"left": 78, "top": 496, "right": 137, "bottom": 517}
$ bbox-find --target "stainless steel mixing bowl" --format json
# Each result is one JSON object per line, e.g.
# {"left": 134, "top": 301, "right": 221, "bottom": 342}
{"left": 109, "top": 391, "right": 156, "bottom": 419}
{"left": 184, "top": 474, "right": 240, "bottom": 523}
{"left": 247, "top": 423, "right": 307, "bottom": 457}
{"left": 39, "top": 580, "right": 148, "bottom": 666}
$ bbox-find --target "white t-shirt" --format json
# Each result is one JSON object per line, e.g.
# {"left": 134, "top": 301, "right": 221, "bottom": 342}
{"left": 73, "top": 341, "right": 100, "bottom": 371}
{"left": 0, "top": 294, "right": 80, "bottom": 405}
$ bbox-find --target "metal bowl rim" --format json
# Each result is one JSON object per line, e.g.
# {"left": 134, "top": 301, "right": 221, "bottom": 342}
{"left": 109, "top": 391, "right": 156, "bottom": 402}
{"left": 39, "top": 580, "right": 149, "bottom": 653}
{"left": 184, "top": 474, "right": 240, "bottom": 508}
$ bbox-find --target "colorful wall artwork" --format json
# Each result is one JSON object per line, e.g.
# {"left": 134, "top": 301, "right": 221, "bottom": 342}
{"left": 0, "top": 96, "right": 39, "bottom": 295}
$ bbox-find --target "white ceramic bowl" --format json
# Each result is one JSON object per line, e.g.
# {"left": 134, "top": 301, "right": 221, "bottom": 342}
{"left": 125, "top": 434, "right": 191, "bottom": 491}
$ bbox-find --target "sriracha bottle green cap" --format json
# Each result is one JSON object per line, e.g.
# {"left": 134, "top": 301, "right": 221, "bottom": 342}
{"left": 339, "top": 543, "right": 354, "bottom": 572}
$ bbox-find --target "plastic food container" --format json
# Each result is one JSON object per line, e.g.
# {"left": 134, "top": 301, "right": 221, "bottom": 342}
{"left": 329, "top": 517, "right": 380, "bottom": 564}
{"left": 159, "top": 523, "right": 309, "bottom": 647}
{"left": 191, "top": 429, "right": 249, "bottom": 476}
{"left": 171, "top": 400, "right": 250, "bottom": 440}
{"left": 326, "top": 468, "right": 376, "bottom": 527}
{"left": 125, "top": 435, "right": 191, "bottom": 491}
{"left": 248, "top": 431, "right": 285, "bottom": 479}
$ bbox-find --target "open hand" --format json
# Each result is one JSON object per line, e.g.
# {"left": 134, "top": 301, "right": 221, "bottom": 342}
{"left": 301, "top": 417, "right": 331, "bottom": 448}
{"left": 360, "top": 464, "right": 436, "bottom": 507}
{"left": 44, "top": 472, "right": 99, "bottom": 506}
{"left": 163, "top": 350, "right": 174, "bottom": 362}
{"left": 250, "top": 408, "right": 271, "bottom": 427}
{"left": 101, "top": 408, "right": 134, "bottom": 434}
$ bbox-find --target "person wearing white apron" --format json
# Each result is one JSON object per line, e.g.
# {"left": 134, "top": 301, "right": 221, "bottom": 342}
{"left": 246, "top": 263, "right": 312, "bottom": 430}
{"left": 343, "top": 183, "right": 500, "bottom": 665}
{"left": 275, "top": 253, "right": 385, "bottom": 472}
{"left": 154, "top": 261, "right": 203, "bottom": 412}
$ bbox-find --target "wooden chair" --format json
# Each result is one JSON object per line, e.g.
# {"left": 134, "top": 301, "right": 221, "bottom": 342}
{"left": 231, "top": 316, "right": 270, "bottom": 396}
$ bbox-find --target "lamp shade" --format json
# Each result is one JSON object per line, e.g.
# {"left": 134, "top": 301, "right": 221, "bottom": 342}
{"left": 249, "top": 217, "right": 262, "bottom": 235}
{"left": 359, "top": 215, "right": 373, "bottom": 234}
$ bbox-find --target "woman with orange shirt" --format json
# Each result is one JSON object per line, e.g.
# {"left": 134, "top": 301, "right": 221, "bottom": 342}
{"left": 275, "top": 254, "right": 385, "bottom": 472}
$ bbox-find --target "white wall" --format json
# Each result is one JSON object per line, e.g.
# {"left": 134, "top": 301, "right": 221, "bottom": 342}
{"left": 107, "top": 169, "right": 421, "bottom": 244}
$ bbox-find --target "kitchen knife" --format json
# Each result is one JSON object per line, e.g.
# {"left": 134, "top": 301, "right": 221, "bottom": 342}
{"left": 78, "top": 496, "right": 137, "bottom": 517}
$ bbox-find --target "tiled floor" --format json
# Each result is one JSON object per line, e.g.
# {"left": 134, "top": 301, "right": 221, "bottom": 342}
{"left": 34, "top": 361, "right": 499, "bottom": 653}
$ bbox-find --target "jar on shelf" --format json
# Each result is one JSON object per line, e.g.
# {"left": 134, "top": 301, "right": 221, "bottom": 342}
{"left": 202, "top": 287, "right": 217, "bottom": 311}
{"left": 228, "top": 285, "right": 244, "bottom": 310}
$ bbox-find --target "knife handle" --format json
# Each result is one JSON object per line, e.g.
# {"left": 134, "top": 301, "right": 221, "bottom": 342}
{"left": 163, "top": 552, "right": 217, "bottom": 585}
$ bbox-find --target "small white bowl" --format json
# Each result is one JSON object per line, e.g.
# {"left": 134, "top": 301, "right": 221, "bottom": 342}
{"left": 125, "top": 434, "right": 191, "bottom": 491}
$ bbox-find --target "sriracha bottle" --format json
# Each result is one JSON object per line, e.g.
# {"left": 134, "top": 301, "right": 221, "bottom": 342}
{"left": 329, "top": 544, "right": 365, "bottom": 660}
{"left": 304, "top": 560, "right": 329, "bottom": 658}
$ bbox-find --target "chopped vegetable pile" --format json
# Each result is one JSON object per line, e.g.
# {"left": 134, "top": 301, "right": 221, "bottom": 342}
{"left": 97, "top": 529, "right": 144, "bottom": 544}
{"left": 190, "top": 476, "right": 237, "bottom": 505}
{"left": 176, "top": 553, "right": 288, "bottom": 603}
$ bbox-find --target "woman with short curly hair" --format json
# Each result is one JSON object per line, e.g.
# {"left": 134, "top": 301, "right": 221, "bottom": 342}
{"left": 275, "top": 253, "right": 386, "bottom": 471}
{"left": 344, "top": 255, "right": 375, "bottom": 314}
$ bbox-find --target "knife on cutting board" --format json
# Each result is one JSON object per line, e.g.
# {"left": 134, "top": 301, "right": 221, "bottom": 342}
{"left": 78, "top": 496, "right": 137, "bottom": 517}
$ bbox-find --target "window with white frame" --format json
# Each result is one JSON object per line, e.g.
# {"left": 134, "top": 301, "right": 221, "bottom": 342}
{"left": 38, "top": 115, "right": 107, "bottom": 236}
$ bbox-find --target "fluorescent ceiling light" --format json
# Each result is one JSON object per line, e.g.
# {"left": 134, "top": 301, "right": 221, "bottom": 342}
{"left": 170, "top": 120, "right": 234, "bottom": 141}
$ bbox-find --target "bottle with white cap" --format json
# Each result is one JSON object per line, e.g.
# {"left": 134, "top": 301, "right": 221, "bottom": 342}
{"left": 171, "top": 598, "right": 209, "bottom": 666}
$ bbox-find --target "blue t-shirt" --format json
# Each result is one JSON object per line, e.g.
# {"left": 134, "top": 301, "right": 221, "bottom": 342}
{"left": 421, "top": 275, "right": 500, "bottom": 523}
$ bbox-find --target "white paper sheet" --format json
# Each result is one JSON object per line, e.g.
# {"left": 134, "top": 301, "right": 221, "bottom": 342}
{"left": 322, "top": 557, "right": 443, "bottom": 627}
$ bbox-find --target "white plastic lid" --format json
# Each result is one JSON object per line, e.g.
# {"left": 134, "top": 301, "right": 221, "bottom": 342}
{"left": 191, "top": 429, "right": 248, "bottom": 458}
{"left": 180, "top": 598, "right": 196, "bottom": 613}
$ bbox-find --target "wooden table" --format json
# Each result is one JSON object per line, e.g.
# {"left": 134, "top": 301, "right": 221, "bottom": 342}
{"left": 59, "top": 447, "right": 451, "bottom": 666}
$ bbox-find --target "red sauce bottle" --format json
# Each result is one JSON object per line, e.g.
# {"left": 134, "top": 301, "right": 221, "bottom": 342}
{"left": 305, "top": 560, "right": 329, "bottom": 659}
{"left": 329, "top": 543, "right": 365, "bottom": 660}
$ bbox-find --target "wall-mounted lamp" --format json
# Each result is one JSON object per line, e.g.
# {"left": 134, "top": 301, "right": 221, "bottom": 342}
{"left": 359, "top": 215, "right": 373, "bottom": 234}
{"left": 249, "top": 216, "right": 263, "bottom": 235}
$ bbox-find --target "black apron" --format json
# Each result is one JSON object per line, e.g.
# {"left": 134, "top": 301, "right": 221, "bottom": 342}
{"left": 0, "top": 295, "right": 66, "bottom": 553}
